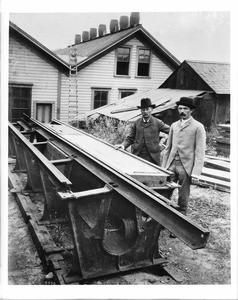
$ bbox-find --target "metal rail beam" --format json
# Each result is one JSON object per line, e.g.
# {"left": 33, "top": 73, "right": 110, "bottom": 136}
{"left": 24, "top": 117, "right": 209, "bottom": 250}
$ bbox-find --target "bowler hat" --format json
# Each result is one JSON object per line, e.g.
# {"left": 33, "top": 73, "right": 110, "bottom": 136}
{"left": 137, "top": 98, "right": 156, "bottom": 109}
{"left": 176, "top": 97, "right": 196, "bottom": 109}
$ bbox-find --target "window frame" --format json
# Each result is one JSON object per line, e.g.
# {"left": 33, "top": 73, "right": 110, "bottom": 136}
{"left": 114, "top": 46, "right": 132, "bottom": 77}
{"left": 8, "top": 83, "right": 33, "bottom": 122}
{"left": 118, "top": 89, "right": 137, "bottom": 99}
{"left": 136, "top": 47, "right": 152, "bottom": 78}
{"left": 34, "top": 101, "right": 55, "bottom": 123}
{"left": 91, "top": 88, "right": 111, "bottom": 109}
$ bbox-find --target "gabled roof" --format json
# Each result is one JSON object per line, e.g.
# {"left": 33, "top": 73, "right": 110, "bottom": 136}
{"left": 55, "top": 24, "right": 180, "bottom": 70}
{"left": 9, "top": 21, "right": 70, "bottom": 72}
{"left": 86, "top": 88, "right": 207, "bottom": 122}
{"left": 186, "top": 60, "right": 230, "bottom": 94}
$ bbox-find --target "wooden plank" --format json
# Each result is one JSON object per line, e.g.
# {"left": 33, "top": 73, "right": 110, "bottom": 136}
{"left": 215, "top": 137, "right": 230, "bottom": 145}
{"left": 205, "top": 155, "right": 230, "bottom": 163}
{"left": 217, "top": 124, "right": 230, "bottom": 130}
{"left": 194, "top": 174, "right": 230, "bottom": 189}
{"left": 202, "top": 167, "right": 230, "bottom": 182}
{"left": 44, "top": 124, "right": 170, "bottom": 185}
{"left": 204, "top": 157, "right": 230, "bottom": 171}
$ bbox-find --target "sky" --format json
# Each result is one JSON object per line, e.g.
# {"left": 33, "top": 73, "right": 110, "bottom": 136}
{"left": 8, "top": 11, "right": 230, "bottom": 63}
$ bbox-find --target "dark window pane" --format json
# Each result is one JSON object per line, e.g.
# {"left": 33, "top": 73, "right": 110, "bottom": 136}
{"left": 12, "top": 87, "right": 21, "bottom": 97}
{"left": 100, "top": 91, "right": 107, "bottom": 100}
{"left": 116, "top": 47, "right": 130, "bottom": 75}
{"left": 94, "top": 91, "right": 108, "bottom": 109}
{"left": 20, "top": 98, "right": 28, "bottom": 108}
{"left": 94, "top": 91, "right": 100, "bottom": 100}
{"left": 138, "top": 63, "right": 150, "bottom": 76}
{"left": 117, "top": 62, "right": 129, "bottom": 75}
{"left": 21, "top": 88, "right": 30, "bottom": 98}
{"left": 121, "top": 91, "right": 135, "bottom": 98}
{"left": 13, "top": 98, "right": 21, "bottom": 108}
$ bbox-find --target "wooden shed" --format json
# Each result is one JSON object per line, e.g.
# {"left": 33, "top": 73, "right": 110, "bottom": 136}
{"left": 159, "top": 60, "right": 230, "bottom": 128}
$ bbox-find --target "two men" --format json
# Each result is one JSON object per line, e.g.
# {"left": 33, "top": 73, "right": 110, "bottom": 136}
{"left": 116, "top": 98, "right": 170, "bottom": 166}
{"left": 117, "top": 96, "right": 206, "bottom": 217}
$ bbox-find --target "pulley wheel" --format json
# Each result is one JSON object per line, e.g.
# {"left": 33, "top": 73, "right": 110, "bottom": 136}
{"left": 102, "top": 216, "right": 137, "bottom": 256}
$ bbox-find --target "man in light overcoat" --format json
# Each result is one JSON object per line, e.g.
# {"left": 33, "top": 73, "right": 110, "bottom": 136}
{"left": 162, "top": 96, "right": 206, "bottom": 217}
{"left": 116, "top": 98, "right": 170, "bottom": 166}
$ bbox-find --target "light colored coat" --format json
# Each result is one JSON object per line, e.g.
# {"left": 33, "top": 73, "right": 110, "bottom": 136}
{"left": 162, "top": 117, "right": 206, "bottom": 176}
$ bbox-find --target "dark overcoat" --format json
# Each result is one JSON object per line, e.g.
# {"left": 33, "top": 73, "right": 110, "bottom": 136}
{"left": 122, "top": 116, "right": 170, "bottom": 165}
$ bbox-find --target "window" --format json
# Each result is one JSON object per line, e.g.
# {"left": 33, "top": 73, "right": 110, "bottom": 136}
{"left": 9, "top": 84, "right": 32, "bottom": 122}
{"left": 36, "top": 103, "right": 53, "bottom": 123}
{"left": 92, "top": 89, "right": 109, "bottom": 109}
{"left": 116, "top": 47, "right": 130, "bottom": 76}
{"left": 137, "top": 49, "right": 151, "bottom": 77}
{"left": 119, "top": 89, "right": 137, "bottom": 99}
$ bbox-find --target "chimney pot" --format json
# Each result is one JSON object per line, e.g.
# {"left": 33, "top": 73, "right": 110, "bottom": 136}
{"left": 75, "top": 34, "right": 81, "bottom": 44}
{"left": 82, "top": 31, "right": 89, "bottom": 42}
{"left": 90, "top": 28, "right": 97, "bottom": 39}
{"left": 119, "top": 15, "right": 129, "bottom": 30}
{"left": 98, "top": 24, "right": 107, "bottom": 36}
{"left": 110, "top": 19, "right": 119, "bottom": 33}
{"left": 130, "top": 12, "right": 140, "bottom": 26}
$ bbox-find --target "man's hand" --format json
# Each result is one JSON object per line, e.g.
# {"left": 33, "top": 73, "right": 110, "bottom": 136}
{"left": 115, "top": 144, "right": 125, "bottom": 150}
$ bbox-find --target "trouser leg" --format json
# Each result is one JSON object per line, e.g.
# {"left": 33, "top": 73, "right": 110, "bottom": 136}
{"left": 168, "top": 159, "right": 190, "bottom": 215}
{"left": 176, "top": 160, "right": 190, "bottom": 215}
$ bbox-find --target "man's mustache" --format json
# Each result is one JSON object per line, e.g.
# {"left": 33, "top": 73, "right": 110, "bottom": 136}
{"left": 180, "top": 113, "right": 186, "bottom": 116}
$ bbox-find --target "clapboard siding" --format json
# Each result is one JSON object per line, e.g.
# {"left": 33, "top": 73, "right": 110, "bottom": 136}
{"left": 9, "top": 36, "right": 59, "bottom": 119}
{"left": 60, "top": 37, "right": 173, "bottom": 121}
{"left": 10, "top": 33, "right": 174, "bottom": 123}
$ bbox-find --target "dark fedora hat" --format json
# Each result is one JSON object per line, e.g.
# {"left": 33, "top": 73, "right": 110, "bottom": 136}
{"left": 176, "top": 97, "right": 196, "bottom": 109}
{"left": 137, "top": 98, "right": 156, "bottom": 109}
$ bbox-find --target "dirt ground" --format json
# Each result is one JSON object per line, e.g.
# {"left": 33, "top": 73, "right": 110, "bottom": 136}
{"left": 8, "top": 180, "right": 231, "bottom": 285}
{"left": 159, "top": 185, "right": 231, "bottom": 285}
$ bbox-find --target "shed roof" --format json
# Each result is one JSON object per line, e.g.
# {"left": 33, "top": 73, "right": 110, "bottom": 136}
{"left": 86, "top": 88, "right": 207, "bottom": 122}
{"left": 186, "top": 60, "right": 230, "bottom": 94}
{"left": 55, "top": 24, "right": 180, "bottom": 70}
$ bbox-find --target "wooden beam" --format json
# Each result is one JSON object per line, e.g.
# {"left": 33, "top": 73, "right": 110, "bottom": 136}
{"left": 202, "top": 167, "right": 230, "bottom": 182}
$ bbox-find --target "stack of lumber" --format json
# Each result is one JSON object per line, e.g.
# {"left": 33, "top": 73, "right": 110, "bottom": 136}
{"left": 192, "top": 155, "right": 230, "bottom": 192}
{"left": 214, "top": 124, "right": 230, "bottom": 156}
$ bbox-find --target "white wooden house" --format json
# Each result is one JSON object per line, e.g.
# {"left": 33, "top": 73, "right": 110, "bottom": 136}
{"left": 9, "top": 13, "right": 180, "bottom": 123}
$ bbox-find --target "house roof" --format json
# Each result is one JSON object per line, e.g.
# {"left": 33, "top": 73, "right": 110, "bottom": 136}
{"left": 55, "top": 24, "right": 180, "bottom": 70}
{"left": 9, "top": 21, "right": 70, "bottom": 71}
{"left": 186, "top": 60, "right": 230, "bottom": 94}
{"left": 86, "top": 88, "right": 208, "bottom": 122}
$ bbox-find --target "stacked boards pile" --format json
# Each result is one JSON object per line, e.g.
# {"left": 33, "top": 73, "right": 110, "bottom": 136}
{"left": 192, "top": 155, "right": 230, "bottom": 192}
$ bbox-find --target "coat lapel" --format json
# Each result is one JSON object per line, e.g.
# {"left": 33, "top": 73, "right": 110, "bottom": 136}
{"left": 180, "top": 117, "right": 193, "bottom": 130}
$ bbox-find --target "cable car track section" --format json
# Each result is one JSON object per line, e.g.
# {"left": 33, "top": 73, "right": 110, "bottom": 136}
{"left": 8, "top": 115, "right": 210, "bottom": 284}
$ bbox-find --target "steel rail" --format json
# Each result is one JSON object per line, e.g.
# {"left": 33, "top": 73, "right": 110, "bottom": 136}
{"left": 9, "top": 122, "right": 72, "bottom": 188}
{"left": 25, "top": 117, "right": 210, "bottom": 250}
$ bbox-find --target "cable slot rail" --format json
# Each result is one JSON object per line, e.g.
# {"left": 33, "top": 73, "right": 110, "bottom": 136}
{"left": 9, "top": 116, "right": 210, "bottom": 281}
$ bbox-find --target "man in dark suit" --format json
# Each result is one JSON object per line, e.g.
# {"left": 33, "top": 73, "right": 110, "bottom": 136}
{"left": 115, "top": 98, "right": 170, "bottom": 166}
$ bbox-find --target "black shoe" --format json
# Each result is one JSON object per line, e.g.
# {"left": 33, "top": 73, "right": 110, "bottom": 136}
{"left": 169, "top": 233, "right": 176, "bottom": 238}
